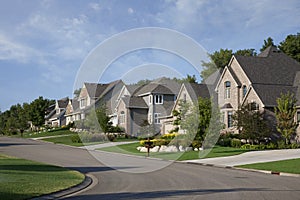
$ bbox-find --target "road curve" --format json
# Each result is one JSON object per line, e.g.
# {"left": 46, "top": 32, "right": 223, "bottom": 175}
{"left": 1, "top": 136, "right": 299, "bottom": 200}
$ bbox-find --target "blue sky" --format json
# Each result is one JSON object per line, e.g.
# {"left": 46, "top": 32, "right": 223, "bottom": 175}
{"left": 0, "top": 0, "right": 299, "bottom": 111}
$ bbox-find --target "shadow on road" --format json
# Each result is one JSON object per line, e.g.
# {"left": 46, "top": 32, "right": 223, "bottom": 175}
{"left": 67, "top": 166, "right": 139, "bottom": 174}
{"left": 65, "top": 187, "right": 277, "bottom": 200}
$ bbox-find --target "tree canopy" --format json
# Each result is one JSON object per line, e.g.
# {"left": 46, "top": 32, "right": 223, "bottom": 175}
{"left": 279, "top": 33, "right": 300, "bottom": 63}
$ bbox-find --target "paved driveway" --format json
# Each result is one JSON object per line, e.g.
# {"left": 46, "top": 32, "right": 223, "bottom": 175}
{"left": 1, "top": 137, "right": 300, "bottom": 200}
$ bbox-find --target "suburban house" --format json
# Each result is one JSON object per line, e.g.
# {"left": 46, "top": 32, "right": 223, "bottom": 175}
{"left": 64, "top": 80, "right": 124, "bottom": 125}
{"left": 115, "top": 78, "right": 180, "bottom": 136}
{"left": 45, "top": 97, "right": 69, "bottom": 127}
{"left": 160, "top": 78, "right": 218, "bottom": 134}
{"left": 216, "top": 46, "right": 300, "bottom": 140}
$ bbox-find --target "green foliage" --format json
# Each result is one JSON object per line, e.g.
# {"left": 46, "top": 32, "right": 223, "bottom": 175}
{"left": 73, "top": 88, "right": 82, "bottom": 98}
{"left": 233, "top": 103, "right": 271, "bottom": 143}
{"left": 279, "top": 33, "right": 300, "bottom": 62}
{"left": 275, "top": 92, "right": 298, "bottom": 145}
{"left": 260, "top": 37, "right": 275, "bottom": 52}
{"left": 230, "top": 138, "right": 242, "bottom": 148}
{"left": 235, "top": 48, "right": 257, "bottom": 56}
{"left": 71, "top": 134, "right": 82, "bottom": 143}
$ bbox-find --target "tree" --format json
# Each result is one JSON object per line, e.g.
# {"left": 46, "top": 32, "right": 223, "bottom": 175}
{"left": 279, "top": 33, "right": 300, "bottom": 63}
{"left": 201, "top": 48, "right": 257, "bottom": 80}
{"left": 196, "top": 97, "right": 212, "bottom": 141}
{"left": 73, "top": 88, "right": 81, "bottom": 98}
{"left": 235, "top": 49, "right": 257, "bottom": 57}
{"left": 233, "top": 103, "right": 270, "bottom": 144}
{"left": 28, "top": 96, "right": 54, "bottom": 127}
{"left": 260, "top": 37, "right": 275, "bottom": 52}
{"left": 275, "top": 92, "right": 298, "bottom": 145}
{"left": 85, "top": 104, "right": 113, "bottom": 133}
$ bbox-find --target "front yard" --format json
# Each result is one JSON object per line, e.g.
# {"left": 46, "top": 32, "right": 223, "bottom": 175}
{"left": 0, "top": 154, "right": 84, "bottom": 200}
{"left": 98, "top": 142, "right": 251, "bottom": 161}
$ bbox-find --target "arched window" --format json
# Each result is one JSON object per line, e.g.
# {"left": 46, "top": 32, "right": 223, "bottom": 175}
{"left": 225, "top": 81, "right": 231, "bottom": 99}
{"left": 119, "top": 111, "right": 125, "bottom": 124}
{"left": 243, "top": 85, "right": 247, "bottom": 98}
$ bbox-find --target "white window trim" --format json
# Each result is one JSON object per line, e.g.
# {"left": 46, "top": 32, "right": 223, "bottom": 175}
{"left": 154, "top": 113, "right": 161, "bottom": 124}
{"left": 155, "top": 94, "right": 163, "bottom": 104}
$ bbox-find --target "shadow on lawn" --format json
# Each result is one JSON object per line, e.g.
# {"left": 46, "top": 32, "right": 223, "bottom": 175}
{"left": 64, "top": 187, "right": 276, "bottom": 200}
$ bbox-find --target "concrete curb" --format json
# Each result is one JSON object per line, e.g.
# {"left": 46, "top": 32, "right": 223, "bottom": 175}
{"left": 31, "top": 173, "right": 96, "bottom": 200}
{"left": 183, "top": 161, "right": 300, "bottom": 178}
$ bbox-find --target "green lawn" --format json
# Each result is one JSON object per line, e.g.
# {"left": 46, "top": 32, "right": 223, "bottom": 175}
{"left": 0, "top": 154, "right": 84, "bottom": 200}
{"left": 42, "top": 134, "right": 84, "bottom": 146}
{"left": 237, "top": 158, "right": 300, "bottom": 174}
{"left": 20, "top": 129, "right": 74, "bottom": 138}
{"left": 99, "top": 142, "right": 251, "bottom": 161}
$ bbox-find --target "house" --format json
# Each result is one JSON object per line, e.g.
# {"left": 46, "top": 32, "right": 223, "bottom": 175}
{"left": 115, "top": 78, "right": 180, "bottom": 136}
{"left": 160, "top": 81, "right": 215, "bottom": 134}
{"left": 216, "top": 46, "right": 300, "bottom": 140}
{"left": 45, "top": 97, "right": 69, "bottom": 127}
{"left": 65, "top": 80, "right": 124, "bottom": 126}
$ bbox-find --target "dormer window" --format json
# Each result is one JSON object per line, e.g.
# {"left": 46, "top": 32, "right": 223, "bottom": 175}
{"left": 154, "top": 94, "right": 163, "bottom": 104}
{"left": 225, "top": 81, "right": 231, "bottom": 99}
{"left": 242, "top": 85, "right": 247, "bottom": 98}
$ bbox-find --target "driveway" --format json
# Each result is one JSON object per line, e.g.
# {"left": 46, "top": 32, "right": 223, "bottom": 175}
{"left": 1, "top": 136, "right": 300, "bottom": 200}
{"left": 184, "top": 149, "right": 300, "bottom": 167}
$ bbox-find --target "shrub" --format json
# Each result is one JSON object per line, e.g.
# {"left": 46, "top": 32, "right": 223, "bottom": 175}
{"left": 191, "top": 140, "right": 202, "bottom": 149}
{"left": 78, "top": 132, "right": 108, "bottom": 143}
{"left": 231, "top": 139, "right": 241, "bottom": 148}
{"left": 277, "top": 140, "right": 286, "bottom": 149}
{"left": 71, "top": 135, "right": 82, "bottom": 143}
{"left": 161, "top": 133, "right": 178, "bottom": 140}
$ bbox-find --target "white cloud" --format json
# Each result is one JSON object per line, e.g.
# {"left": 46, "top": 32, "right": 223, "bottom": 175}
{"left": 89, "top": 2, "right": 101, "bottom": 11}
{"left": 0, "top": 34, "right": 37, "bottom": 63}
{"left": 128, "top": 7, "right": 134, "bottom": 14}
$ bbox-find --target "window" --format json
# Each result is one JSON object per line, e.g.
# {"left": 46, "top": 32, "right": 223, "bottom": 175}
{"left": 250, "top": 102, "right": 259, "bottom": 111}
{"left": 80, "top": 98, "right": 87, "bottom": 108}
{"left": 225, "top": 81, "right": 231, "bottom": 99}
{"left": 227, "top": 111, "right": 233, "bottom": 128}
{"left": 149, "top": 95, "right": 152, "bottom": 104}
{"left": 174, "top": 95, "right": 177, "bottom": 102}
{"left": 297, "top": 112, "right": 300, "bottom": 123}
{"left": 243, "top": 85, "right": 247, "bottom": 98}
{"left": 154, "top": 113, "right": 161, "bottom": 124}
{"left": 119, "top": 111, "right": 125, "bottom": 124}
{"left": 154, "top": 95, "right": 163, "bottom": 104}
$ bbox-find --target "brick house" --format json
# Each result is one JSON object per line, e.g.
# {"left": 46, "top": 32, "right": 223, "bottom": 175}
{"left": 216, "top": 46, "right": 300, "bottom": 140}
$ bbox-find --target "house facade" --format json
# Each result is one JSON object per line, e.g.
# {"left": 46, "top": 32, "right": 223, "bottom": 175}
{"left": 45, "top": 97, "right": 69, "bottom": 127}
{"left": 216, "top": 46, "right": 300, "bottom": 140}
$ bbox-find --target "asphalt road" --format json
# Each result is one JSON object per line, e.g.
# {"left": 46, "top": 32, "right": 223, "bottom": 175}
{"left": 1, "top": 137, "right": 300, "bottom": 200}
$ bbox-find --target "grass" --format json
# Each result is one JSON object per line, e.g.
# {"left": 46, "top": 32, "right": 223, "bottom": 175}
{"left": 18, "top": 129, "right": 74, "bottom": 139}
{"left": 237, "top": 158, "right": 300, "bottom": 174}
{"left": 99, "top": 142, "right": 251, "bottom": 161}
{"left": 42, "top": 134, "right": 85, "bottom": 147}
{"left": 0, "top": 154, "right": 84, "bottom": 200}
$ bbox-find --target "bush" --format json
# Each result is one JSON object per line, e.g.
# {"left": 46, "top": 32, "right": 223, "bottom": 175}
{"left": 191, "top": 140, "right": 202, "bottom": 149}
{"left": 71, "top": 135, "right": 82, "bottom": 143}
{"left": 231, "top": 139, "right": 241, "bottom": 148}
{"left": 78, "top": 132, "right": 108, "bottom": 143}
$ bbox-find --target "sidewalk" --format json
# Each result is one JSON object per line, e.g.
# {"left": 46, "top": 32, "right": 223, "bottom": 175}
{"left": 183, "top": 149, "right": 300, "bottom": 167}
{"left": 79, "top": 141, "right": 138, "bottom": 150}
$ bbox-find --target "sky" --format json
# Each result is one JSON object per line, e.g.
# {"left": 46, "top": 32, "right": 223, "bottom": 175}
{"left": 0, "top": 0, "right": 299, "bottom": 111}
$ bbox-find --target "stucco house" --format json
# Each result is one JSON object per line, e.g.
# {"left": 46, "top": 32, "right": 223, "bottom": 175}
{"left": 216, "top": 46, "right": 300, "bottom": 140}
{"left": 45, "top": 97, "right": 69, "bottom": 127}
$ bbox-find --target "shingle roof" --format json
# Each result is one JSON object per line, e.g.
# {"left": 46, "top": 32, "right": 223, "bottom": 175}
{"left": 135, "top": 79, "right": 180, "bottom": 96}
{"left": 235, "top": 47, "right": 300, "bottom": 86}
{"left": 84, "top": 83, "right": 109, "bottom": 98}
{"left": 251, "top": 84, "right": 297, "bottom": 107}
{"left": 122, "top": 96, "right": 148, "bottom": 109}
{"left": 184, "top": 83, "right": 211, "bottom": 102}
{"left": 57, "top": 97, "right": 69, "bottom": 108}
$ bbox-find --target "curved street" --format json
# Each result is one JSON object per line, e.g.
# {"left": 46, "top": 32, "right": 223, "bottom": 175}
{"left": 1, "top": 137, "right": 300, "bottom": 200}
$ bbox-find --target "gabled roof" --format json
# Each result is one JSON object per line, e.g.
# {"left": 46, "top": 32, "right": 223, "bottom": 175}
{"left": 183, "top": 83, "right": 211, "bottom": 102}
{"left": 135, "top": 78, "right": 180, "bottom": 96}
{"left": 235, "top": 47, "right": 300, "bottom": 86}
{"left": 122, "top": 96, "right": 148, "bottom": 109}
{"left": 251, "top": 84, "right": 297, "bottom": 107}
{"left": 84, "top": 83, "right": 109, "bottom": 99}
{"left": 57, "top": 97, "right": 69, "bottom": 108}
